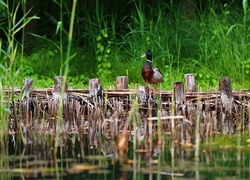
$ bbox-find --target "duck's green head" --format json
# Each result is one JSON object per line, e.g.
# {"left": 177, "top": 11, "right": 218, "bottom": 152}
{"left": 141, "top": 50, "right": 152, "bottom": 60}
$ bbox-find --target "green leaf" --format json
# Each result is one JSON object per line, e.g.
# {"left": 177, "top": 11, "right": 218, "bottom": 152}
{"left": 100, "top": 45, "right": 104, "bottom": 52}
{"left": 0, "top": 1, "right": 7, "bottom": 8}
{"left": 56, "top": 21, "right": 63, "bottom": 35}
{"left": 101, "top": 29, "right": 108, "bottom": 38}
{"left": 226, "top": 24, "right": 239, "bottom": 36}
{"left": 97, "top": 43, "right": 104, "bottom": 52}
{"left": 243, "top": 0, "right": 248, "bottom": 15}
{"left": 106, "top": 62, "right": 111, "bottom": 68}
{"left": 61, "top": 53, "right": 77, "bottom": 67}
{"left": 13, "top": 11, "right": 40, "bottom": 35}
{"left": 97, "top": 42, "right": 101, "bottom": 48}
{"left": 96, "top": 35, "right": 102, "bottom": 41}
{"left": 0, "top": 64, "right": 7, "bottom": 72}
{"left": 97, "top": 56, "right": 102, "bottom": 61}
{"left": 47, "top": 50, "right": 55, "bottom": 57}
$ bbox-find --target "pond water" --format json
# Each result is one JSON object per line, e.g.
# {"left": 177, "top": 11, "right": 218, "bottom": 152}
{"left": 1, "top": 134, "right": 249, "bottom": 179}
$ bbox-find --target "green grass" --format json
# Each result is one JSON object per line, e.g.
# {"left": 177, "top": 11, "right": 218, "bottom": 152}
{"left": 1, "top": 0, "right": 250, "bottom": 90}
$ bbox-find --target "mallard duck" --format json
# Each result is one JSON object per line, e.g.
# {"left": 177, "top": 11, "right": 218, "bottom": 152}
{"left": 141, "top": 50, "right": 164, "bottom": 86}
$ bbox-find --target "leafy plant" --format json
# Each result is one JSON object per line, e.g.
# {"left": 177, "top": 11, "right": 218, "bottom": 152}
{"left": 96, "top": 29, "right": 112, "bottom": 81}
{"left": 0, "top": 0, "right": 38, "bottom": 146}
{"left": 1, "top": 0, "right": 250, "bottom": 90}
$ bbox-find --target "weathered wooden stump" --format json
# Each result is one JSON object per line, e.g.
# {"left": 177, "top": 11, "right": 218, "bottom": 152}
{"left": 22, "top": 77, "right": 33, "bottom": 100}
{"left": 53, "top": 76, "right": 68, "bottom": 101}
{"left": 89, "top": 78, "right": 103, "bottom": 100}
{"left": 219, "top": 76, "right": 234, "bottom": 134}
{"left": 116, "top": 76, "right": 128, "bottom": 90}
{"left": 185, "top": 73, "right": 196, "bottom": 92}
{"left": 173, "top": 82, "right": 185, "bottom": 106}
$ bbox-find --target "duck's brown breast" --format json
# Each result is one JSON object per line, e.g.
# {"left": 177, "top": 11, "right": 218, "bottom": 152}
{"left": 141, "top": 65, "right": 154, "bottom": 83}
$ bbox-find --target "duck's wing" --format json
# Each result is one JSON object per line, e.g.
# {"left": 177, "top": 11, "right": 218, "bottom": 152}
{"left": 152, "top": 67, "right": 164, "bottom": 82}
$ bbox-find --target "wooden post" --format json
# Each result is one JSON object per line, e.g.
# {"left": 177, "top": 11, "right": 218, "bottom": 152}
{"left": 116, "top": 76, "right": 128, "bottom": 90}
{"left": 219, "top": 76, "right": 234, "bottom": 134}
{"left": 173, "top": 82, "right": 185, "bottom": 106}
{"left": 53, "top": 76, "right": 68, "bottom": 101}
{"left": 185, "top": 73, "right": 196, "bottom": 92}
{"left": 89, "top": 78, "right": 103, "bottom": 99}
{"left": 22, "top": 77, "right": 33, "bottom": 100}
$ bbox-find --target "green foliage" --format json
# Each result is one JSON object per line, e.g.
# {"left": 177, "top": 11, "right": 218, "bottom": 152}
{"left": 2, "top": 0, "right": 250, "bottom": 90}
{"left": 96, "top": 29, "right": 112, "bottom": 82}
{"left": 67, "top": 74, "right": 89, "bottom": 88}
{"left": 0, "top": 0, "right": 38, "bottom": 135}
{"left": 243, "top": 58, "right": 250, "bottom": 75}
{"left": 209, "top": 132, "right": 250, "bottom": 147}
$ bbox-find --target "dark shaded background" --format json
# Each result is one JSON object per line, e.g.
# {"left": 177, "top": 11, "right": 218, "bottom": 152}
{"left": 0, "top": 0, "right": 243, "bottom": 49}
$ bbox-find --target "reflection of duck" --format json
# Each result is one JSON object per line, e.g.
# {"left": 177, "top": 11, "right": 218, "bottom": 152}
{"left": 141, "top": 50, "right": 164, "bottom": 86}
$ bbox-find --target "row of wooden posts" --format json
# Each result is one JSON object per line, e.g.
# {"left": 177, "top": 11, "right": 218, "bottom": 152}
{"left": 20, "top": 74, "right": 237, "bottom": 128}
{"left": 10, "top": 73, "right": 246, "bottom": 144}
{"left": 22, "top": 73, "right": 233, "bottom": 110}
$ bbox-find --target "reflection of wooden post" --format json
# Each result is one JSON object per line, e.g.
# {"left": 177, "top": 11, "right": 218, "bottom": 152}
{"left": 219, "top": 76, "right": 234, "bottom": 134}
{"left": 88, "top": 78, "right": 103, "bottom": 149}
{"left": 53, "top": 76, "right": 68, "bottom": 101}
{"left": 173, "top": 82, "right": 185, "bottom": 106}
{"left": 138, "top": 86, "right": 150, "bottom": 106}
{"left": 185, "top": 74, "right": 196, "bottom": 92}
{"left": 89, "top": 78, "right": 103, "bottom": 99}
{"left": 22, "top": 77, "right": 33, "bottom": 144}
{"left": 116, "top": 76, "right": 128, "bottom": 90}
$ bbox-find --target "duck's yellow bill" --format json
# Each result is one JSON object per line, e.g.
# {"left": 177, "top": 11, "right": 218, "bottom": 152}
{"left": 141, "top": 53, "right": 146, "bottom": 58}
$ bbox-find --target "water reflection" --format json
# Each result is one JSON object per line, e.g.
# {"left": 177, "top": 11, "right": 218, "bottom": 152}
{"left": 0, "top": 134, "right": 249, "bottom": 179}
